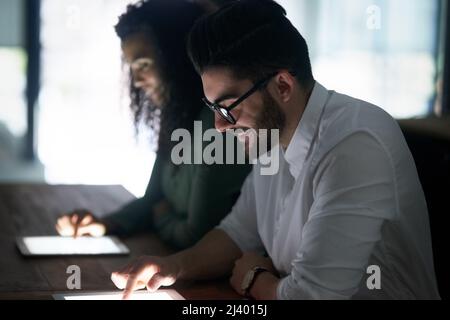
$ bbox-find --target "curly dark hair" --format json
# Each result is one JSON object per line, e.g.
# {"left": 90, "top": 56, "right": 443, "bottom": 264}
{"left": 115, "top": 0, "right": 205, "bottom": 157}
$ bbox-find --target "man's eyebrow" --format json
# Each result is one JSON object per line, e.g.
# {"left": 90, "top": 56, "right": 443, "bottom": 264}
{"left": 213, "top": 93, "right": 239, "bottom": 105}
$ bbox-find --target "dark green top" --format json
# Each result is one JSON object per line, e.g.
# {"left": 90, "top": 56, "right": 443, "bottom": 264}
{"left": 104, "top": 109, "right": 252, "bottom": 249}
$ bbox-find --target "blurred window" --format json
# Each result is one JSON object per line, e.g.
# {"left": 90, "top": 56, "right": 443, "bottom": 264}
{"left": 39, "top": 0, "right": 153, "bottom": 196}
{"left": 0, "top": 0, "right": 26, "bottom": 137}
{"left": 0, "top": 48, "right": 27, "bottom": 137}
{"left": 279, "top": 0, "right": 441, "bottom": 118}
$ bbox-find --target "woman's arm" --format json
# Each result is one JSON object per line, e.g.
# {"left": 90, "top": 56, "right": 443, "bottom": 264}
{"left": 153, "top": 162, "right": 252, "bottom": 249}
{"left": 103, "top": 155, "right": 165, "bottom": 235}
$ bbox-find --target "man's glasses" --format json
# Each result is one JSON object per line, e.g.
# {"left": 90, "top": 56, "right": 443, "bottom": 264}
{"left": 202, "top": 73, "right": 277, "bottom": 125}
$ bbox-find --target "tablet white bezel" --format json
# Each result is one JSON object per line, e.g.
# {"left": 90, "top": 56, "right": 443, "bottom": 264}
{"left": 52, "top": 289, "right": 185, "bottom": 300}
{"left": 16, "top": 236, "right": 130, "bottom": 256}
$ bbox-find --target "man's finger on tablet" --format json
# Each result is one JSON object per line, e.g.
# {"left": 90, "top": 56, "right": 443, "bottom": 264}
{"left": 111, "top": 272, "right": 128, "bottom": 290}
{"left": 111, "top": 261, "right": 136, "bottom": 287}
{"left": 146, "top": 274, "right": 165, "bottom": 292}
{"left": 123, "top": 275, "right": 140, "bottom": 300}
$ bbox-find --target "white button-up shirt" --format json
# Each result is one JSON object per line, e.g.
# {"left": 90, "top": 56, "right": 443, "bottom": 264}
{"left": 218, "top": 82, "right": 440, "bottom": 300}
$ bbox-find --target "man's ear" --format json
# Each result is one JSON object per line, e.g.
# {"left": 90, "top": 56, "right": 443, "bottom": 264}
{"left": 273, "top": 70, "right": 295, "bottom": 103}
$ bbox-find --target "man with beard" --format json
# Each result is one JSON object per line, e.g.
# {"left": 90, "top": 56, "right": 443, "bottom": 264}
{"left": 111, "top": 0, "right": 440, "bottom": 300}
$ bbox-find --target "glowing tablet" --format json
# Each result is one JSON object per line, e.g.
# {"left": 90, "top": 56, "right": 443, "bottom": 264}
{"left": 53, "top": 290, "right": 185, "bottom": 300}
{"left": 16, "top": 236, "right": 130, "bottom": 256}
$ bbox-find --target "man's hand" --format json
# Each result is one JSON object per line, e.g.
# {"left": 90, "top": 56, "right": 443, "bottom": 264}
{"left": 230, "top": 252, "right": 277, "bottom": 296}
{"left": 56, "top": 209, "right": 106, "bottom": 238}
{"left": 111, "top": 255, "right": 180, "bottom": 300}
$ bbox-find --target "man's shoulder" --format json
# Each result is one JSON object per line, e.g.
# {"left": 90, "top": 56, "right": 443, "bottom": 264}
{"left": 319, "top": 90, "right": 402, "bottom": 145}
{"left": 312, "top": 89, "right": 409, "bottom": 167}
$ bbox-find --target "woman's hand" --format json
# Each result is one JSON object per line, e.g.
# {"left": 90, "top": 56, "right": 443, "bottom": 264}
{"left": 111, "top": 255, "right": 180, "bottom": 299}
{"left": 56, "top": 209, "right": 106, "bottom": 238}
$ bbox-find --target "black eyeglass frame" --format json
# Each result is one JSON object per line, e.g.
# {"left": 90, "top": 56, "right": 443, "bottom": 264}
{"left": 202, "top": 72, "right": 278, "bottom": 125}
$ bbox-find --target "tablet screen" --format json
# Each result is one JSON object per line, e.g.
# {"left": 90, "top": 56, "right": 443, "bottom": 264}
{"left": 17, "top": 236, "right": 129, "bottom": 256}
{"left": 53, "top": 290, "right": 185, "bottom": 300}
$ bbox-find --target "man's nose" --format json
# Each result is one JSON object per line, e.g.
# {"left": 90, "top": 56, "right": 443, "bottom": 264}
{"left": 132, "top": 70, "right": 146, "bottom": 88}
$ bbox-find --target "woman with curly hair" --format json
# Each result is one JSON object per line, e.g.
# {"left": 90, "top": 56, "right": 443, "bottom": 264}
{"left": 56, "top": 0, "right": 251, "bottom": 249}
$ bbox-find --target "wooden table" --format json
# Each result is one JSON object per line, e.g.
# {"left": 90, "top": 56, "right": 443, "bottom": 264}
{"left": 0, "top": 184, "right": 240, "bottom": 300}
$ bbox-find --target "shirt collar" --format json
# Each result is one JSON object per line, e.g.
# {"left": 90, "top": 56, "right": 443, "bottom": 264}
{"left": 284, "top": 82, "right": 330, "bottom": 178}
